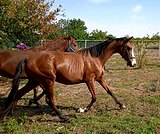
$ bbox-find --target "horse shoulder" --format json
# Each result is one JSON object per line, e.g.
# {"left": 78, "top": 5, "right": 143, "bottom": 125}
{"left": 83, "top": 56, "right": 104, "bottom": 80}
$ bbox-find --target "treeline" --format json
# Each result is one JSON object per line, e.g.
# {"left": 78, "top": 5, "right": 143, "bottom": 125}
{"left": 0, "top": 0, "right": 160, "bottom": 49}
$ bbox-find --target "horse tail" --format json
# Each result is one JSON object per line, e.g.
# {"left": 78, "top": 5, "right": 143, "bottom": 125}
{"left": 0, "top": 59, "right": 25, "bottom": 121}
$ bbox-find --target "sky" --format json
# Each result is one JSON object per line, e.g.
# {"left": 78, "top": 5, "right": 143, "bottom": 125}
{"left": 53, "top": 0, "right": 160, "bottom": 37}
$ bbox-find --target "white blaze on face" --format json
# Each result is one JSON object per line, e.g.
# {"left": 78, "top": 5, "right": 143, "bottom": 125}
{"left": 131, "top": 48, "right": 136, "bottom": 66}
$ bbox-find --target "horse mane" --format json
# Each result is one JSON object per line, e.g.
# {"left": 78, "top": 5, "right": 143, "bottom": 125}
{"left": 78, "top": 37, "right": 128, "bottom": 57}
{"left": 79, "top": 38, "right": 114, "bottom": 57}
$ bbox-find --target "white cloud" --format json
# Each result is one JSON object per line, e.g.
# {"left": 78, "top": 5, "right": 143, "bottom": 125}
{"left": 132, "top": 5, "right": 143, "bottom": 14}
{"left": 90, "top": 0, "right": 111, "bottom": 3}
{"left": 131, "top": 5, "right": 143, "bottom": 19}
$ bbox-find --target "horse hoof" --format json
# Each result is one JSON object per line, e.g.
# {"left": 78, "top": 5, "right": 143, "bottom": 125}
{"left": 120, "top": 104, "right": 126, "bottom": 109}
{"left": 77, "top": 108, "right": 88, "bottom": 113}
{"left": 36, "top": 103, "right": 43, "bottom": 109}
{"left": 8, "top": 109, "right": 14, "bottom": 115}
{"left": 60, "top": 116, "right": 70, "bottom": 122}
{"left": 28, "top": 99, "right": 34, "bottom": 106}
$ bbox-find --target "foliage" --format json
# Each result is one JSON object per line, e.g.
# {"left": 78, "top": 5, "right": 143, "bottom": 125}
{"left": 151, "top": 32, "right": 160, "bottom": 40}
{"left": 0, "top": 30, "right": 11, "bottom": 49}
{"left": 54, "top": 18, "right": 116, "bottom": 40}
{"left": 54, "top": 18, "right": 89, "bottom": 40}
{"left": 0, "top": 0, "right": 62, "bottom": 48}
{"left": 133, "top": 33, "right": 160, "bottom": 69}
{"left": 89, "top": 29, "right": 107, "bottom": 40}
{"left": 0, "top": 0, "right": 159, "bottom": 49}
{"left": 133, "top": 39, "right": 148, "bottom": 68}
{"left": 106, "top": 34, "right": 116, "bottom": 39}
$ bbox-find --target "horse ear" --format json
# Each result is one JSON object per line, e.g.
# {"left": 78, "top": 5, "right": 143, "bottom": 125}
{"left": 125, "top": 36, "right": 133, "bottom": 48}
{"left": 127, "top": 36, "right": 133, "bottom": 41}
{"left": 124, "top": 36, "right": 133, "bottom": 44}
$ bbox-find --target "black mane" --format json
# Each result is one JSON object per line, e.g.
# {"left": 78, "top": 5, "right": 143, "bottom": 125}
{"left": 79, "top": 38, "right": 113, "bottom": 57}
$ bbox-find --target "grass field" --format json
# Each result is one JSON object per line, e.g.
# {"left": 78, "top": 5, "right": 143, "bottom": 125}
{"left": 0, "top": 49, "right": 160, "bottom": 134}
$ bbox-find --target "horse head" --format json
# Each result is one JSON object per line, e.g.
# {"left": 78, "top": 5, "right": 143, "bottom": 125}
{"left": 117, "top": 37, "right": 136, "bottom": 67}
{"left": 64, "top": 35, "right": 78, "bottom": 52}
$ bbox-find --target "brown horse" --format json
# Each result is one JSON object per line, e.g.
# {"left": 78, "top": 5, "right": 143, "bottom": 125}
{"left": 0, "top": 36, "right": 78, "bottom": 105}
{"left": 0, "top": 37, "right": 136, "bottom": 121}
{"left": 0, "top": 36, "right": 78, "bottom": 78}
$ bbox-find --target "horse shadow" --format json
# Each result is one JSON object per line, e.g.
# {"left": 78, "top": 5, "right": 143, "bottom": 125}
{"left": 0, "top": 97, "right": 78, "bottom": 122}
{"left": 105, "top": 66, "right": 139, "bottom": 71}
{"left": 0, "top": 97, "right": 121, "bottom": 122}
{"left": 0, "top": 97, "right": 6, "bottom": 106}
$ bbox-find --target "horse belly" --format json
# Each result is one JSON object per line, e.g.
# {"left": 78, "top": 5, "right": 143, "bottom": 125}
{"left": 56, "top": 66, "right": 83, "bottom": 84}
{"left": 55, "top": 71, "right": 83, "bottom": 85}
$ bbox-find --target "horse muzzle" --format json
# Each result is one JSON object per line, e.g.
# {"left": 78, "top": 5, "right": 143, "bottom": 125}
{"left": 127, "top": 59, "right": 136, "bottom": 67}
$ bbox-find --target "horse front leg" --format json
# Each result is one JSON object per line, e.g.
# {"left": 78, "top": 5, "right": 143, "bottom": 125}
{"left": 97, "top": 77, "right": 126, "bottom": 109}
{"left": 78, "top": 80, "right": 96, "bottom": 113}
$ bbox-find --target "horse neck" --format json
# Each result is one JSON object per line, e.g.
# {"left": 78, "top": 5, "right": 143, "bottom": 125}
{"left": 31, "top": 39, "right": 67, "bottom": 52}
{"left": 98, "top": 42, "right": 117, "bottom": 66}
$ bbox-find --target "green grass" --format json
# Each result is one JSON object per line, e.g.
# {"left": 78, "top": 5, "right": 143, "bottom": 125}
{"left": 1, "top": 91, "right": 160, "bottom": 134}
{"left": 1, "top": 118, "right": 25, "bottom": 133}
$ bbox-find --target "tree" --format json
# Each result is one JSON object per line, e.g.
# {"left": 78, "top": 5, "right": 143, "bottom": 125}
{"left": 49, "top": 19, "right": 69, "bottom": 38}
{"left": 89, "top": 29, "right": 107, "bottom": 40}
{"left": 0, "top": 0, "right": 62, "bottom": 48}
{"left": 106, "top": 34, "right": 116, "bottom": 39}
{"left": 67, "top": 19, "right": 89, "bottom": 39}
{"left": 55, "top": 18, "right": 89, "bottom": 40}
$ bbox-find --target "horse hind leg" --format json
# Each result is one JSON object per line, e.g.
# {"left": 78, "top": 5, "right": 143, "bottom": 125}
{"left": 44, "top": 80, "right": 69, "bottom": 122}
{"left": 28, "top": 86, "right": 44, "bottom": 108}
{"left": 11, "top": 80, "right": 39, "bottom": 113}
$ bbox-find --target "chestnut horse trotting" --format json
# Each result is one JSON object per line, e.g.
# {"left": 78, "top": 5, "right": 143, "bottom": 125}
{"left": 0, "top": 37, "right": 136, "bottom": 121}
{"left": 0, "top": 36, "right": 78, "bottom": 105}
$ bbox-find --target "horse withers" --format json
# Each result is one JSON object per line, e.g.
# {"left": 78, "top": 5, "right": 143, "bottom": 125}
{"left": 0, "top": 37, "right": 136, "bottom": 121}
